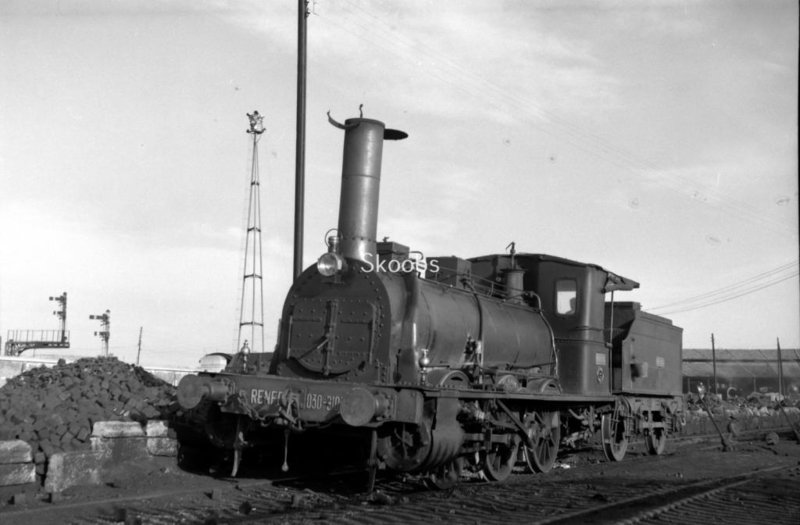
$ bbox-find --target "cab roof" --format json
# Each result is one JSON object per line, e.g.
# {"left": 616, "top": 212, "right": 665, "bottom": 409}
{"left": 468, "top": 252, "right": 640, "bottom": 292}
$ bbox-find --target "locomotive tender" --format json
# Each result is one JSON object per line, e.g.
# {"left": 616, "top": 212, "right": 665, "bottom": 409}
{"left": 176, "top": 114, "right": 683, "bottom": 488}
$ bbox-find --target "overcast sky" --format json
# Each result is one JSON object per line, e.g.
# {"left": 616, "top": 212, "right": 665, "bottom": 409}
{"left": 1, "top": 0, "right": 797, "bottom": 368}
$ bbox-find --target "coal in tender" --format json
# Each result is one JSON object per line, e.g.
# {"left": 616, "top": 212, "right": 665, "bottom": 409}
{"left": 0, "top": 356, "right": 177, "bottom": 460}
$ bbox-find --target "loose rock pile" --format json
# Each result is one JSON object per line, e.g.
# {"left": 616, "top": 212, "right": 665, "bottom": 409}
{"left": 0, "top": 357, "right": 177, "bottom": 463}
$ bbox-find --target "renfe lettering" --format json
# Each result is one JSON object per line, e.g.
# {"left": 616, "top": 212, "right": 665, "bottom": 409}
{"left": 244, "top": 388, "right": 342, "bottom": 412}
{"left": 249, "top": 389, "right": 284, "bottom": 405}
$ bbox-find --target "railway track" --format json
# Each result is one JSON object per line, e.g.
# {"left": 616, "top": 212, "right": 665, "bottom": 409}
{"left": 2, "top": 428, "right": 798, "bottom": 524}
{"left": 540, "top": 464, "right": 800, "bottom": 525}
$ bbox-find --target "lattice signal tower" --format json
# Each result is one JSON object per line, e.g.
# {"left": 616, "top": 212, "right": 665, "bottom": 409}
{"left": 237, "top": 111, "right": 266, "bottom": 354}
{"left": 3, "top": 292, "right": 71, "bottom": 355}
{"left": 89, "top": 309, "right": 110, "bottom": 356}
{"left": 50, "top": 292, "right": 68, "bottom": 344}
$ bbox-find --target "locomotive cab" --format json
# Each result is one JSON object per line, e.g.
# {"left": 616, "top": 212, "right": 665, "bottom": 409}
{"left": 469, "top": 253, "right": 639, "bottom": 395}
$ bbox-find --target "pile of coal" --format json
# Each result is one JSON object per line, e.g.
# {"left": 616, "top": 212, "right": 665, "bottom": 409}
{"left": 0, "top": 357, "right": 177, "bottom": 459}
{"left": 684, "top": 390, "right": 800, "bottom": 420}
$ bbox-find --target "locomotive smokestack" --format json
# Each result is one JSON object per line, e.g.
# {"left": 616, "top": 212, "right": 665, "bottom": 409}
{"left": 332, "top": 115, "right": 407, "bottom": 263}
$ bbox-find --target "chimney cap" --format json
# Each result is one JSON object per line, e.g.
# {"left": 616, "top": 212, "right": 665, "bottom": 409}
{"left": 384, "top": 128, "right": 408, "bottom": 140}
{"left": 328, "top": 112, "right": 408, "bottom": 140}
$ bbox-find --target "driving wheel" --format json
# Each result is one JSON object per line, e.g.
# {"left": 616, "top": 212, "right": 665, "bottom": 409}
{"left": 522, "top": 410, "right": 560, "bottom": 473}
{"left": 482, "top": 434, "right": 520, "bottom": 482}
{"left": 601, "top": 398, "right": 631, "bottom": 462}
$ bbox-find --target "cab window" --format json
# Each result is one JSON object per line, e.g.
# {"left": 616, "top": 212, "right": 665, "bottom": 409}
{"left": 555, "top": 279, "right": 577, "bottom": 315}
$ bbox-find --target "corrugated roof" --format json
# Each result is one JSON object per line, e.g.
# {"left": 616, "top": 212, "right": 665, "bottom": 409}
{"left": 682, "top": 348, "right": 800, "bottom": 379}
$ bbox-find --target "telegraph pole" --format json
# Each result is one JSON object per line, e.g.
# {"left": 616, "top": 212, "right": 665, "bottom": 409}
{"left": 293, "top": 0, "right": 309, "bottom": 278}
{"left": 136, "top": 326, "right": 143, "bottom": 365}
{"left": 776, "top": 337, "right": 784, "bottom": 397}
{"left": 711, "top": 333, "right": 717, "bottom": 396}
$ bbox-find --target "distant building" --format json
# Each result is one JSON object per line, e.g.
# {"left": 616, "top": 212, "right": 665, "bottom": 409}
{"left": 682, "top": 348, "right": 800, "bottom": 397}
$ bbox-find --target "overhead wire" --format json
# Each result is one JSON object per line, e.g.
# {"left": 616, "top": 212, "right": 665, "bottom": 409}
{"left": 645, "top": 264, "right": 799, "bottom": 316}
{"left": 646, "top": 260, "right": 799, "bottom": 311}
{"left": 325, "top": 1, "right": 796, "bottom": 239}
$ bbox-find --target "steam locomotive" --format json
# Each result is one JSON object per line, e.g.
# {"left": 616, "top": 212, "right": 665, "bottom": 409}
{"left": 176, "top": 114, "right": 683, "bottom": 489}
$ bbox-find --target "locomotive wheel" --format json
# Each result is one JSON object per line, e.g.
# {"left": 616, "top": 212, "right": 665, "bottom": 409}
{"left": 482, "top": 435, "right": 520, "bottom": 482}
{"left": 645, "top": 428, "right": 666, "bottom": 455}
{"left": 426, "top": 457, "right": 464, "bottom": 490}
{"left": 522, "top": 411, "right": 560, "bottom": 473}
{"left": 377, "top": 421, "right": 432, "bottom": 472}
{"left": 601, "top": 400, "right": 631, "bottom": 462}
